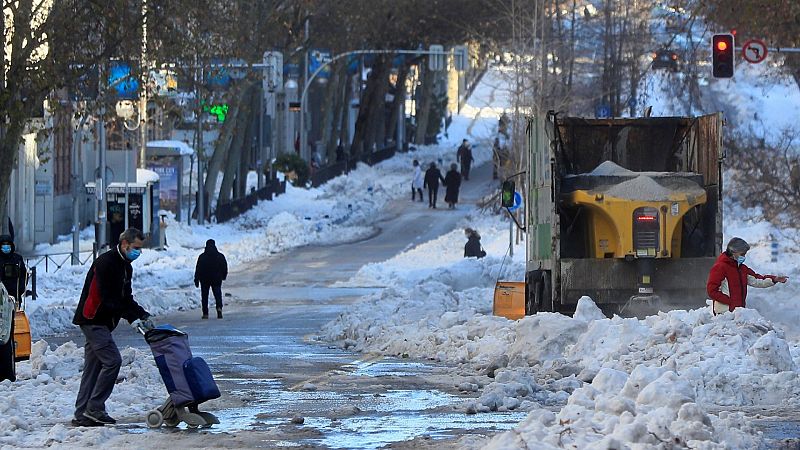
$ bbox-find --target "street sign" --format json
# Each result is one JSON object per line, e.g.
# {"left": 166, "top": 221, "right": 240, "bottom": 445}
{"left": 263, "top": 51, "right": 284, "bottom": 93}
{"left": 453, "top": 45, "right": 468, "bottom": 71}
{"left": 429, "top": 45, "right": 445, "bottom": 71}
{"left": 596, "top": 104, "right": 611, "bottom": 118}
{"left": 308, "top": 49, "right": 332, "bottom": 81}
{"left": 742, "top": 39, "right": 768, "bottom": 64}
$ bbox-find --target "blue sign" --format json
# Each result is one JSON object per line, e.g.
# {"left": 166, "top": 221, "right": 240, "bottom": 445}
{"left": 508, "top": 192, "right": 523, "bottom": 212}
{"left": 108, "top": 61, "right": 139, "bottom": 100}
{"left": 308, "top": 49, "right": 332, "bottom": 80}
{"left": 284, "top": 63, "right": 301, "bottom": 80}
{"left": 206, "top": 59, "right": 231, "bottom": 90}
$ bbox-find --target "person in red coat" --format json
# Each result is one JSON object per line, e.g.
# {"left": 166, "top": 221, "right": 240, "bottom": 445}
{"left": 706, "top": 237, "right": 788, "bottom": 315}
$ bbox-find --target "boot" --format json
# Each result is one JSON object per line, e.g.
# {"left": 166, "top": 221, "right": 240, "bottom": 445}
{"left": 216, "top": 308, "right": 223, "bottom": 319}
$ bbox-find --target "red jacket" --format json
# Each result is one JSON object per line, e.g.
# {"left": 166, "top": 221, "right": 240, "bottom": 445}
{"left": 706, "top": 252, "right": 777, "bottom": 312}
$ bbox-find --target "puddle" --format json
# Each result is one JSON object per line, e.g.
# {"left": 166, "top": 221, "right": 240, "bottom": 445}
{"left": 304, "top": 411, "right": 527, "bottom": 449}
{"left": 752, "top": 418, "right": 800, "bottom": 447}
{"left": 349, "top": 361, "right": 431, "bottom": 378}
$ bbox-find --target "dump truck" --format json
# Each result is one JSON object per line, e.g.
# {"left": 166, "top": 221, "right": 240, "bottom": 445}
{"left": 508, "top": 111, "right": 723, "bottom": 316}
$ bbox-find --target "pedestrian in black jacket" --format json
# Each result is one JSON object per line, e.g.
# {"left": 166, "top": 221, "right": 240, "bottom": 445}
{"left": 457, "top": 140, "right": 474, "bottom": 181}
{"left": 424, "top": 162, "right": 445, "bottom": 209}
{"left": 194, "top": 239, "right": 228, "bottom": 319}
{"left": 464, "top": 228, "right": 486, "bottom": 259}
{"left": 72, "top": 228, "right": 151, "bottom": 426}
{"left": 0, "top": 234, "right": 27, "bottom": 302}
{"left": 444, "top": 163, "right": 462, "bottom": 209}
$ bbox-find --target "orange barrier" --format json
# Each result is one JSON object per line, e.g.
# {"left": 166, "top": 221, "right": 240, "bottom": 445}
{"left": 14, "top": 311, "right": 31, "bottom": 361}
{"left": 493, "top": 281, "right": 526, "bottom": 320}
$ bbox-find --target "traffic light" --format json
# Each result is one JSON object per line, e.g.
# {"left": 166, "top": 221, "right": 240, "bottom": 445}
{"left": 501, "top": 180, "right": 515, "bottom": 207}
{"left": 712, "top": 33, "right": 734, "bottom": 78}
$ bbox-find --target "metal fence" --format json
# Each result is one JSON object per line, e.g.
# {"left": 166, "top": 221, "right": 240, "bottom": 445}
{"left": 23, "top": 249, "right": 96, "bottom": 274}
{"left": 310, "top": 146, "right": 398, "bottom": 188}
{"left": 215, "top": 178, "right": 286, "bottom": 223}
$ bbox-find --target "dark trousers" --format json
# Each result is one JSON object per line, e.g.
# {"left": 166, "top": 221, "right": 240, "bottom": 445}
{"left": 411, "top": 186, "right": 423, "bottom": 201}
{"left": 428, "top": 186, "right": 438, "bottom": 207}
{"left": 75, "top": 325, "right": 122, "bottom": 419}
{"left": 461, "top": 162, "right": 471, "bottom": 180}
{"left": 201, "top": 281, "right": 223, "bottom": 315}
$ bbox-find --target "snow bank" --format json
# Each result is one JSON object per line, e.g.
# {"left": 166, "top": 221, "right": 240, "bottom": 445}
{"left": 0, "top": 340, "right": 164, "bottom": 447}
{"left": 321, "top": 208, "right": 798, "bottom": 448}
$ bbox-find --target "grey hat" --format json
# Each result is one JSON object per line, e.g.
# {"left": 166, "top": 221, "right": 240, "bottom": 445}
{"left": 726, "top": 237, "right": 750, "bottom": 253}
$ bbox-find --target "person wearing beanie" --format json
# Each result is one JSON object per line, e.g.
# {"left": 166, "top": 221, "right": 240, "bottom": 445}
{"left": 0, "top": 234, "right": 27, "bottom": 302}
{"left": 706, "top": 237, "right": 788, "bottom": 314}
{"left": 194, "top": 239, "right": 228, "bottom": 319}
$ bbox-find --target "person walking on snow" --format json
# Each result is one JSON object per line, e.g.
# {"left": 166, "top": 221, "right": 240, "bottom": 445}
{"left": 411, "top": 160, "right": 424, "bottom": 202}
{"left": 464, "top": 228, "right": 486, "bottom": 258}
{"left": 444, "top": 163, "right": 462, "bottom": 209}
{"left": 424, "top": 162, "right": 445, "bottom": 209}
{"left": 194, "top": 239, "right": 228, "bottom": 319}
{"left": 706, "top": 237, "right": 788, "bottom": 315}
{"left": 0, "top": 234, "right": 27, "bottom": 302}
{"left": 457, "top": 139, "right": 474, "bottom": 181}
{"left": 72, "top": 228, "right": 152, "bottom": 426}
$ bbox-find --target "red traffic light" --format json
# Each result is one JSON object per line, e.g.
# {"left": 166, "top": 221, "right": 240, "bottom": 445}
{"left": 712, "top": 34, "right": 735, "bottom": 78}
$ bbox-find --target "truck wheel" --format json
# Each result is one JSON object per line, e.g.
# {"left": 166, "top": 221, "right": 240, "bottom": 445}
{"left": 0, "top": 320, "right": 15, "bottom": 382}
{"left": 525, "top": 271, "right": 542, "bottom": 315}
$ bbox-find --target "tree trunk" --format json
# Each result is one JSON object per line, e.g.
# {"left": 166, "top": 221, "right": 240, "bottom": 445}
{"left": 219, "top": 82, "right": 257, "bottom": 204}
{"left": 322, "top": 62, "right": 344, "bottom": 163}
{"left": 204, "top": 84, "right": 246, "bottom": 204}
{"left": 414, "top": 64, "right": 434, "bottom": 145}
{"left": 338, "top": 73, "right": 353, "bottom": 153}
{"left": 386, "top": 63, "right": 408, "bottom": 146}
{"left": 350, "top": 56, "right": 386, "bottom": 156}
{"left": 365, "top": 56, "right": 391, "bottom": 152}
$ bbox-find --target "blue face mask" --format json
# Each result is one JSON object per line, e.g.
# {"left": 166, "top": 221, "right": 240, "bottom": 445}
{"left": 127, "top": 248, "right": 142, "bottom": 261}
{"left": 0, "top": 245, "right": 10, "bottom": 254}
{"left": 736, "top": 255, "right": 746, "bottom": 265}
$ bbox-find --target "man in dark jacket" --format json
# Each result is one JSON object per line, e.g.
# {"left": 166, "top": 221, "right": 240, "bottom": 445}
{"left": 423, "top": 162, "right": 445, "bottom": 209}
{"left": 706, "top": 237, "right": 787, "bottom": 314}
{"left": 456, "top": 140, "right": 474, "bottom": 181}
{"left": 0, "top": 234, "right": 27, "bottom": 302}
{"left": 194, "top": 239, "right": 228, "bottom": 319}
{"left": 72, "top": 228, "right": 151, "bottom": 426}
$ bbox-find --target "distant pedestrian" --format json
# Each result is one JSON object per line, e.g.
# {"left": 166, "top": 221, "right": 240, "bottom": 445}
{"left": 424, "top": 162, "right": 445, "bottom": 209}
{"left": 194, "top": 239, "right": 228, "bottom": 319}
{"left": 0, "top": 234, "right": 27, "bottom": 301}
{"left": 464, "top": 228, "right": 486, "bottom": 259}
{"left": 444, "top": 163, "right": 462, "bottom": 209}
{"left": 706, "top": 237, "right": 788, "bottom": 315}
{"left": 336, "top": 142, "right": 345, "bottom": 162}
{"left": 457, "top": 139, "right": 474, "bottom": 181}
{"left": 411, "top": 160, "right": 424, "bottom": 202}
{"left": 72, "top": 228, "right": 152, "bottom": 426}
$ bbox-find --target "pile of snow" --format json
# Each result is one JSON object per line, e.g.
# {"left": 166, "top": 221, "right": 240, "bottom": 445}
{"left": 321, "top": 207, "right": 799, "bottom": 448}
{"left": 485, "top": 368, "right": 762, "bottom": 449}
{"left": 0, "top": 340, "right": 164, "bottom": 447}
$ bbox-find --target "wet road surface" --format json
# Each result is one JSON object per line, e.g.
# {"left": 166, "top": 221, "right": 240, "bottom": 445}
{"left": 48, "top": 163, "right": 529, "bottom": 448}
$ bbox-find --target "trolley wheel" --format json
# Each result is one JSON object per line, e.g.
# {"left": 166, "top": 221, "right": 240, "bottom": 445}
{"left": 146, "top": 409, "right": 164, "bottom": 428}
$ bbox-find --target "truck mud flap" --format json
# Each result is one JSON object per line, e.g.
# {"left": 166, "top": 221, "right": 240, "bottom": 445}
{"left": 560, "top": 257, "right": 716, "bottom": 310}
